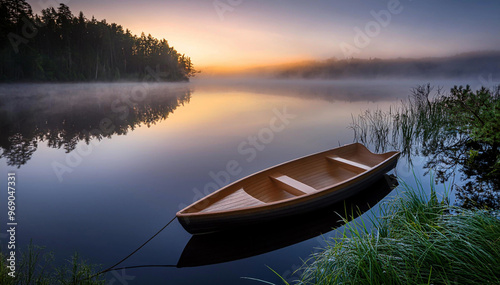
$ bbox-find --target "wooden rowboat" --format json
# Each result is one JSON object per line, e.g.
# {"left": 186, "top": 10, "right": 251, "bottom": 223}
{"left": 177, "top": 143, "right": 400, "bottom": 234}
{"left": 177, "top": 175, "right": 397, "bottom": 267}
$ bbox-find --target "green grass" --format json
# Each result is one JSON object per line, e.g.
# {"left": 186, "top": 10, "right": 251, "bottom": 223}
{"left": 0, "top": 242, "right": 105, "bottom": 285}
{"left": 297, "top": 179, "right": 500, "bottom": 285}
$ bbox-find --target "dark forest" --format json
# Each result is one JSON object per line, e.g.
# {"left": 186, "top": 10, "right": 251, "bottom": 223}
{"left": 0, "top": 0, "right": 196, "bottom": 82}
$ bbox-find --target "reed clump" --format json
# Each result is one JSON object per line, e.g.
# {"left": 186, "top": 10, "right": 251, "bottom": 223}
{"left": 298, "top": 180, "right": 500, "bottom": 285}
{"left": 350, "top": 84, "right": 500, "bottom": 209}
{"left": 350, "top": 84, "right": 448, "bottom": 157}
{"left": 0, "top": 242, "right": 104, "bottom": 285}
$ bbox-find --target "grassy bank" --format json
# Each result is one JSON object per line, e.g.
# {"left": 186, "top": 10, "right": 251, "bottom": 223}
{"left": 297, "top": 179, "right": 500, "bottom": 285}
{"left": 263, "top": 84, "right": 500, "bottom": 284}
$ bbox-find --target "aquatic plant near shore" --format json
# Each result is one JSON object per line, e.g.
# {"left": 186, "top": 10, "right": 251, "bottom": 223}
{"left": 350, "top": 84, "right": 500, "bottom": 209}
{"left": 350, "top": 84, "right": 448, "bottom": 158}
{"left": 0, "top": 242, "right": 104, "bottom": 285}
{"left": 297, "top": 179, "right": 500, "bottom": 285}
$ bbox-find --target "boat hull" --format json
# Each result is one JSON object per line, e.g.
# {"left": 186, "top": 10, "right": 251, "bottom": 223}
{"left": 177, "top": 174, "right": 398, "bottom": 267}
{"left": 177, "top": 145, "right": 399, "bottom": 234}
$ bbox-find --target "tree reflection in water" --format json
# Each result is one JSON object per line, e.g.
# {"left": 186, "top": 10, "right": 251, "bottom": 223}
{"left": 0, "top": 83, "right": 192, "bottom": 168}
{"left": 351, "top": 84, "right": 500, "bottom": 209}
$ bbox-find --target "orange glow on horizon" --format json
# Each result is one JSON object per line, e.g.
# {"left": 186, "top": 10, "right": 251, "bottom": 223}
{"left": 76, "top": 6, "right": 324, "bottom": 75}
{"left": 25, "top": 0, "right": 499, "bottom": 75}
{"left": 195, "top": 56, "right": 316, "bottom": 75}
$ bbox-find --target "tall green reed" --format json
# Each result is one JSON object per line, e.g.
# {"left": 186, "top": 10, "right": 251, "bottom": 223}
{"left": 350, "top": 84, "right": 447, "bottom": 161}
{"left": 298, "top": 178, "right": 500, "bottom": 285}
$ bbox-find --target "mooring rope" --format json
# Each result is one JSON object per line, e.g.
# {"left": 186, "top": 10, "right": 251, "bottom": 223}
{"left": 86, "top": 215, "right": 178, "bottom": 281}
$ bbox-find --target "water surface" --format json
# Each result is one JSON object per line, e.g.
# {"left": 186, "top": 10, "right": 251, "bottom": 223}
{"left": 0, "top": 78, "right": 479, "bottom": 284}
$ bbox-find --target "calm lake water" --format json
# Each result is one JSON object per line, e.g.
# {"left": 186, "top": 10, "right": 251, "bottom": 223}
{"left": 0, "top": 78, "right": 481, "bottom": 284}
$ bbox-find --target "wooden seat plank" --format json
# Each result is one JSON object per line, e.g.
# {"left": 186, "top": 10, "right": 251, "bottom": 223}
{"left": 269, "top": 173, "right": 317, "bottom": 196}
{"left": 327, "top": 156, "right": 371, "bottom": 172}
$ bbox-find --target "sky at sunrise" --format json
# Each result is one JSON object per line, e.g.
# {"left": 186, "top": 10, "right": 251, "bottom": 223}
{"left": 27, "top": 0, "right": 500, "bottom": 72}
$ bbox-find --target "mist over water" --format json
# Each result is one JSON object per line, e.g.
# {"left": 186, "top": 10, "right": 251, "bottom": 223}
{"left": 0, "top": 77, "right": 494, "bottom": 284}
{"left": 191, "top": 77, "right": 489, "bottom": 101}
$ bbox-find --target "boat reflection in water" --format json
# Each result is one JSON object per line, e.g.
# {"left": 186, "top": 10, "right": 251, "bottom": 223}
{"left": 177, "top": 174, "right": 397, "bottom": 268}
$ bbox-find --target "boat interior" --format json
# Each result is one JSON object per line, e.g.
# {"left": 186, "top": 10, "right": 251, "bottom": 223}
{"left": 183, "top": 144, "right": 396, "bottom": 214}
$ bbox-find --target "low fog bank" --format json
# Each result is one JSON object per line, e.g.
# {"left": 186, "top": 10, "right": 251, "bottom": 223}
{"left": 278, "top": 51, "right": 500, "bottom": 79}
{"left": 201, "top": 51, "right": 500, "bottom": 80}
{"left": 191, "top": 77, "right": 489, "bottom": 102}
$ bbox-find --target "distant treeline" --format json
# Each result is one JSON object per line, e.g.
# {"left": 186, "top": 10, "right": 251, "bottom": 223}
{"left": 0, "top": 0, "right": 196, "bottom": 82}
{"left": 278, "top": 52, "right": 500, "bottom": 79}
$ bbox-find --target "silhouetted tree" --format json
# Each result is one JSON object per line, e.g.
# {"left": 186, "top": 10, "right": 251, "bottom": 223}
{"left": 0, "top": 0, "right": 196, "bottom": 81}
